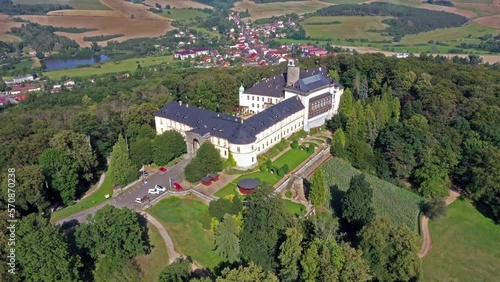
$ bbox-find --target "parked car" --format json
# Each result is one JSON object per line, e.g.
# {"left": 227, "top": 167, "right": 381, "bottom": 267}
{"left": 159, "top": 167, "right": 167, "bottom": 174}
{"left": 155, "top": 184, "right": 166, "bottom": 192}
{"left": 142, "top": 170, "right": 149, "bottom": 177}
{"left": 135, "top": 195, "right": 149, "bottom": 204}
{"left": 148, "top": 188, "right": 159, "bottom": 195}
{"left": 173, "top": 182, "right": 183, "bottom": 191}
{"left": 135, "top": 198, "right": 142, "bottom": 204}
{"left": 143, "top": 178, "right": 148, "bottom": 184}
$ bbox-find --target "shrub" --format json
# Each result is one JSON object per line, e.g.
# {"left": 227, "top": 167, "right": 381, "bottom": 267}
{"left": 308, "top": 144, "right": 315, "bottom": 153}
{"left": 283, "top": 164, "right": 290, "bottom": 174}
{"left": 265, "top": 159, "right": 273, "bottom": 170}
{"left": 260, "top": 164, "right": 267, "bottom": 172}
{"left": 277, "top": 167, "right": 285, "bottom": 177}
{"left": 291, "top": 140, "right": 299, "bottom": 149}
{"left": 421, "top": 199, "right": 447, "bottom": 220}
{"left": 285, "top": 190, "right": 293, "bottom": 198}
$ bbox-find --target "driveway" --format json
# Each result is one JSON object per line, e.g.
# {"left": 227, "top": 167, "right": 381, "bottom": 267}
{"left": 56, "top": 157, "right": 191, "bottom": 225}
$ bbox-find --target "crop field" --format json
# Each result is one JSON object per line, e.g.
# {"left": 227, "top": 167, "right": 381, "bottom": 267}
{"left": 12, "top": 0, "right": 110, "bottom": 10}
{"left": 318, "top": 0, "right": 366, "bottom": 3}
{"left": 149, "top": 196, "right": 222, "bottom": 269}
{"left": 43, "top": 56, "right": 174, "bottom": 79}
{"left": 158, "top": 8, "right": 210, "bottom": 21}
{"left": 0, "top": 13, "right": 23, "bottom": 41}
{"left": 452, "top": 0, "right": 492, "bottom": 3}
{"left": 0, "top": 34, "right": 22, "bottom": 43}
{"left": 143, "top": 0, "right": 213, "bottom": 9}
{"left": 302, "top": 16, "right": 392, "bottom": 41}
{"left": 321, "top": 158, "right": 423, "bottom": 231}
{"left": 233, "top": 0, "right": 332, "bottom": 21}
{"left": 422, "top": 199, "right": 500, "bottom": 282}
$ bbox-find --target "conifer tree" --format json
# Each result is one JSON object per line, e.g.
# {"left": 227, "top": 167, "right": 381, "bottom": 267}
{"left": 309, "top": 169, "right": 327, "bottom": 207}
{"left": 108, "top": 135, "right": 137, "bottom": 186}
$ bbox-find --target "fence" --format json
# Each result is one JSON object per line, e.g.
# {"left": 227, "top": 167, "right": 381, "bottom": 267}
{"left": 142, "top": 188, "right": 215, "bottom": 210}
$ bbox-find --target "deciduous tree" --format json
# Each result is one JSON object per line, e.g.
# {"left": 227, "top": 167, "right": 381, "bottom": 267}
{"left": 342, "top": 174, "right": 375, "bottom": 229}
{"left": 158, "top": 259, "right": 191, "bottom": 282}
{"left": 152, "top": 130, "right": 186, "bottom": 165}
{"left": 217, "top": 262, "right": 278, "bottom": 282}
{"left": 38, "top": 148, "right": 79, "bottom": 204}
{"left": 108, "top": 135, "right": 137, "bottom": 187}
{"left": 309, "top": 168, "right": 327, "bottom": 207}
{"left": 278, "top": 227, "right": 303, "bottom": 282}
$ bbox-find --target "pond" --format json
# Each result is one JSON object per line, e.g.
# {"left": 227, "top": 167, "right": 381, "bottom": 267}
{"left": 43, "top": 54, "right": 110, "bottom": 71}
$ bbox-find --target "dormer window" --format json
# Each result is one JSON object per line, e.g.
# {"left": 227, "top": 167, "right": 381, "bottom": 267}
{"left": 212, "top": 127, "right": 216, "bottom": 131}
{"left": 197, "top": 120, "right": 202, "bottom": 124}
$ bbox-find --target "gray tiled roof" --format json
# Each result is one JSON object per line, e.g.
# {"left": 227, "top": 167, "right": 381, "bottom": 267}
{"left": 154, "top": 97, "right": 304, "bottom": 144}
{"left": 244, "top": 67, "right": 338, "bottom": 97}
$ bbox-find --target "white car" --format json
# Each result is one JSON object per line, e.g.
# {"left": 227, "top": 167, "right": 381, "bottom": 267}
{"left": 155, "top": 185, "right": 166, "bottom": 192}
{"left": 135, "top": 198, "right": 142, "bottom": 204}
{"left": 148, "top": 188, "right": 159, "bottom": 195}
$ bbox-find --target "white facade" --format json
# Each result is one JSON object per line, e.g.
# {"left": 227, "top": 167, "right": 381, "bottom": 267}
{"left": 239, "top": 86, "right": 283, "bottom": 113}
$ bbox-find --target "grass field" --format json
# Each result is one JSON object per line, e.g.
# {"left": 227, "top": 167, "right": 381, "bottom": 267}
{"left": 12, "top": 0, "right": 110, "bottom": 10}
{"left": 272, "top": 148, "right": 313, "bottom": 171}
{"left": 302, "top": 16, "right": 393, "bottom": 41}
{"left": 321, "top": 158, "right": 423, "bottom": 231}
{"left": 159, "top": 8, "right": 210, "bottom": 21}
{"left": 233, "top": 0, "right": 331, "bottom": 21}
{"left": 422, "top": 199, "right": 500, "bottom": 281}
{"left": 51, "top": 174, "right": 112, "bottom": 222}
{"left": 401, "top": 22, "right": 499, "bottom": 44}
{"left": 452, "top": 0, "right": 492, "bottom": 4}
{"left": 0, "top": 34, "right": 22, "bottom": 43}
{"left": 135, "top": 222, "right": 169, "bottom": 282}
{"left": 43, "top": 56, "right": 173, "bottom": 79}
{"left": 148, "top": 196, "right": 222, "bottom": 269}
{"left": 318, "top": 0, "right": 366, "bottom": 3}
{"left": 283, "top": 199, "right": 306, "bottom": 217}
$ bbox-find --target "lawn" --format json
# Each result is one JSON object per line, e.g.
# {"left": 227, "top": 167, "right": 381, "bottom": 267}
{"left": 0, "top": 34, "right": 22, "bottom": 43}
{"left": 215, "top": 148, "right": 313, "bottom": 198}
{"left": 422, "top": 199, "right": 500, "bottom": 281}
{"left": 159, "top": 8, "right": 210, "bottom": 21}
{"left": 43, "top": 56, "right": 174, "bottom": 79}
{"left": 51, "top": 174, "right": 112, "bottom": 222}
{"left": 283, "top": 199, "right": 306, "bottom": 217}
{"left": 321, "top": 158, "right": 423, "bottom": 231}
{"left": 148, "top": 196, "right": 222, "bottom": 269}
{"left": 12, "top": 0, "right": 110, "bottom": 10}
{"left": 301, "top": 16, "right": 393, "bottom": 41}
{"left": 135, "top": 222, "right": 169, "bottom": 282}
{"left": 233, "top": 0, "right": 331, "bottom": 21}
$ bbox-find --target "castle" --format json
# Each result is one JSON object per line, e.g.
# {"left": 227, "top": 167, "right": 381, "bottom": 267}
{"left": 154, "top": 60, "right": 344, "bottom": 169}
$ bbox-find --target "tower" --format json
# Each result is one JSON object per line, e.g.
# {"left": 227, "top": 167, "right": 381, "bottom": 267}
{"left": 287, "top": 59, "right": 300, "bottom": 86}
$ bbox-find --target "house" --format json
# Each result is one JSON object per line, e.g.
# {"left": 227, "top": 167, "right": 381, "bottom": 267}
{"left": 9, "top": 84, "right": 41, "bottom": 95}
{"left": 15, "top": 94, "right": 28, "bottom": 101}
{"left": 394, "top": 53, "right": 410, "bottom": 58}
{"left": 12, "top": 75, "right": 34, "bottom": 84}
{"left": 0, "top": 96, "right": 7, "bottom": 106}
{"left": 154, "top": 60, "right": 344, "bottom": 169}
{"left": 174, "top": 47, "right": 210, "bottom": 60}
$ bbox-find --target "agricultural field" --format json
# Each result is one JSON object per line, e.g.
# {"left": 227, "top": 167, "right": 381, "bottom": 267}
{"left": 135, "top": 222, "right": 169, "bottom": 282}
{"left": 143, "top": 0, "right": 213, "bottom": 9}
{"left": 233, "top": 0, "right": 332, "bottom": 21}
{"left": 400, "top": 22, "right": 499, "bottom": 45}
{"left": 148, "top": 196, "right": 222, "bottom": 269}
{"left": 301, "top": 16, "right": 392, "bottom": 41}
{"left": 422, "top": 199, "right": 500, "bottom": 281}
{"left": 12, "top": 0, "right": 110, "bottom": 10}
{"left": 43, "top": 56, "right": 174, "bottom": 79}
{"left": 158, "top": 8, "right": 210, "bottom": 21}
{"left": 0, "top": 13, "right": 23, "bottom": 42}
{"left": 321, "top": 158, "right": 423, "bottom": 231}
{"left": 318, "top": 0, "right": 367, "bottom": 4}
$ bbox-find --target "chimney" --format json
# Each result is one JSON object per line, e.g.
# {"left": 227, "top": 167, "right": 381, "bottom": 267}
{"left": 287, "top": 59, "right": 299, "bottom": 86}
{"left": 179, "top": 100, "right": 182, "bottom": 106}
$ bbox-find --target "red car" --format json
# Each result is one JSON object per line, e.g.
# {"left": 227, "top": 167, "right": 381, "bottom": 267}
{"left": 159, "top": 167, "right": 167, "bottom": 174}
{"left": 173, "top": 182, "right": 183, "bottom": 191}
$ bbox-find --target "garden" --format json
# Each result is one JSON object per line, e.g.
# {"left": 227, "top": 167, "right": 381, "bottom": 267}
{"left": 321, "top": 158, "right": 423, "bottom": 231}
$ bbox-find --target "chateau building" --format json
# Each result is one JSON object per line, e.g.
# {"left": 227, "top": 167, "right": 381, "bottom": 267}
{"left": 154, "top": 60, "right": 344, "bottom": 169}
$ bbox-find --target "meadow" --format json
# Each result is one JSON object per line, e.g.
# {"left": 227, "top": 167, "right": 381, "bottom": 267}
{"left": 302, "top": 16, "right": 393, "bottom": 41}
{"left": 283, "top": 199, "right": 306, "bottom": 217}
{"left": 401, "top": 22, "right": 499, "bottom": 45}
{"left": 233, "top": 0, "right": 331, "bottom": 21}
{"left": 321, "top": 158, "right": 423, "bottom": 231}
{"left": 135, "top": 222, "right": 169, "bottom": 282}
{"left": 43, "top": 56, "right": 174, "bottom": 79}
{"left": 143, "top": 0, "right": 212, "bottom": 9}
{"left": 159, "top": 8, "right": 210, "bottom": 21}
{"left": 148, "top": 196, "right": 222, "bottom": 269}
{"left": 12, "top": 0, "right": 110, "bottom": 10}
{"left": 422, "top": 199, "right": 500, "bottom": 281}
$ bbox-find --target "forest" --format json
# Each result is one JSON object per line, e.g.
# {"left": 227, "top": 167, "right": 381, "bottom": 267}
{"left": 0, "top": 0, "right": 72, "bottom": 15}
{"left": 313, "top": 2, "right": 468, "bottom": 41}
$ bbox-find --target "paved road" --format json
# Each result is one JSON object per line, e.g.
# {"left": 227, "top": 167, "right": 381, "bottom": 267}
{"left": 56, "top": 157, "right": 191, "bottom": 225}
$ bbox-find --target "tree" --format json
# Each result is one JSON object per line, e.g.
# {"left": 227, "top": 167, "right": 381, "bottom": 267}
{"left": 129, "top": 138, "right": 153, "bottom": 167}
{"left": 342, "top": 174, "right": 375, "bottom": 229}
{"left": 158, "top": 259, "right": 191, "bottom": 282}
{"left": 1, "top": 165, "right": 48, "bottom": 214}
{"left": 38, "top": 148, "right": 79, "bottom": 204}
{"left": 301, "top": 239, "right": 320, "bottom": 282}
{"left": 328, "top": 69, "right": 340, "bottom": 82}
{"left": 309, "top": 168, "right": 327, "bottom": 207}
{"left": 278, "top": 227, "right": 303, "bottom": 282}
{"left": 184, "top": 142, "right": 222, "bottom": 183}
{"left": 331, "top": 128, "right": 346, "bottom": 158}
{"left": 93, "top": 255, "right": 140, "bottom": 282}
{"left": 359, "top": 217, "right": 421, "bottom": 282}
{"left": 339, "top": 244, "right": 371, "bottom": 282}
{"left": 225, "top": 151, "right": 237, "bottom": 171}
{"left": 165, "top": 4, "right": 171, "bottom": 9}
{"left": 209, "top": 197, "right": 243, "bottom": 221}
{"left": 217, "top": 262, "right": 278, "bottom": 282}
{"left": 75, "top": 205, "right": 148, "bottom": 259}
{"left": 49, "top": 130, "right": 99, "bottom": 182}
{"left": 152, "top": 130, "right": 186, "bottom": 165}
{"left": 240, "top": 184, "right": 291, "bottom": 271}
{"left": 17, "top": 214, "right": 81, "bottom": 282}
{"left": 214, "top": 214, "right": 241, "bottom": 262}
{"left": 339, "top": 88, "right": 354, "bottom": 119}
{"left": 421, "top": 198, "right": 447, "bottom": 220}
{"left": 359, "top": 77, "right": 368, "bottom": 100}
{"left": 107, "top": 135, "right": 137, "bottom": 187}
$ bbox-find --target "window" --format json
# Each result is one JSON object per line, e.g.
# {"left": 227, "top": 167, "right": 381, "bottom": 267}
{"left": 251, "top": 145, "right": 254, "bottom": 150}
{"left": 257, "top": 97, "right": 259, "bottom": 101}
{"left": 225, "top": 150, "right": 227, "bottom": 156}
{"left": 160, "top": 119, "right": 163, "bottom": 124}
{"left": 252, "top": 157, "right": 255, "bottom": 162}
{"left": 252, "top": 96, "right": 254, "bottom": 101}
{"left": 218, "top": 139, "right": 220, "bottom": 145}
{"left": 268, "top": 98, "right": 272, "bottom": 103}
{"left": 237, "top": 147, "right": 240, "bottom": 153}
{"left": 247, "top": 95, "right": 250, "bottom": 100}
{"left": 252, "top": 103, "right": 255, "bottom": 107}
{"left": 257, "top": 104, "right": 259, "bottom": 108}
